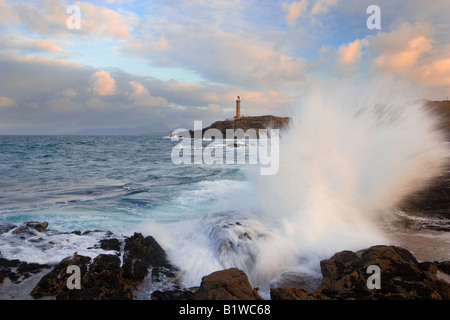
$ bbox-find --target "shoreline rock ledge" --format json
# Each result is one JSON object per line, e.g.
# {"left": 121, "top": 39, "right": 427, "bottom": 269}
{"left": 1, "top": 221, "right": 449, "bottom": 300}
{"left": 271, "top": 245, "right": 450, "bottom": 300}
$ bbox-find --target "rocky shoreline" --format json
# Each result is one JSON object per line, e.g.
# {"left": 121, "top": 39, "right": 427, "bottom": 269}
{"left": 0, "top": 219, "right": 449, "bottom": 300}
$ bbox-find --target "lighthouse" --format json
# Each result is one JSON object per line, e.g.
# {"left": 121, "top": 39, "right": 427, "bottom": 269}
{"left": 235, "top": 96, "right": 241, "bottom": 119}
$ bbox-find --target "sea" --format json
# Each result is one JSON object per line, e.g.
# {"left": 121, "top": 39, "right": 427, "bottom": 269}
{"left": 1, "top": 81, "right": 449, "bottom": 297}
{"left": 0, "top": 134, "right": 283, "bottom": 293}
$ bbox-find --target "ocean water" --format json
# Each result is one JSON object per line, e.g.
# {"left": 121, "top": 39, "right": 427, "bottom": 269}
{"left": 0, "top": 135, "right": 247, "bottom": 231}
{"left": 1, "top": 80, "right": 449, "bottom": 297}
{"left": 0, "top": 134, "right": 270, "bottom": 283}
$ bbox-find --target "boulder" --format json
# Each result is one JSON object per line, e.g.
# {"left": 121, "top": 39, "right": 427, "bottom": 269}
{"left": 270, "top": 287, "right": 309, "bottom": 300}
{"left": 99, "top": 238, "right": 122, "bottom": 253}
{"left": 0, "top": 223, "right": 16, "bottom": 235}
{"left": 151, "top": 289, "right": 196, "bottom": 300}
{"left": 57, "top": 254, "right": 132, "bottom": 300}
{"left": 31, "top": 253, "right": 133, "bottom": 300}
{"left": 122, "top": 232, "right": 172, "bottom": 282}
{"left": 193, "top": 268, "right": 263, "bottom": 300}
{"left": 310, "top": 245, "right": 450, "bottom": 300}
{"left": 31, "top": 253, "right": 91, "bottom": 298}
{"left": 11, "top": 221, "right": 49, "bottom": 236}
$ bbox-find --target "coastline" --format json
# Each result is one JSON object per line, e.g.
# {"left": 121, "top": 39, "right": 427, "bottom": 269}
{"left": 0, "top": 215, "right": 448, "bottom": 300}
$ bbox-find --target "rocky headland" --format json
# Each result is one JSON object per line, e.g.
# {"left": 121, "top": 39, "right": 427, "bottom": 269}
{"left": 184, "top": 115, "right": 291, "bottom": 139}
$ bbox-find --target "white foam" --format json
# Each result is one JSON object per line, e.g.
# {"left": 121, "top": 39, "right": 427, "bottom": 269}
{"left": 0, "top": 229, "right": 121, "bottom": 265}
{"left": 141, "top": 77, "right": 450, "bottom": 291}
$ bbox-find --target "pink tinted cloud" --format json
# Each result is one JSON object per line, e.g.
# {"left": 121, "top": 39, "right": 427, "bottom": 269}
{"left": 89, "top": 70, "right": 117, "bottom": 96}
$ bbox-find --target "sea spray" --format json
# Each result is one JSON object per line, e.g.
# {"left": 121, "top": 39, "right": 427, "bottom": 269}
{"left": 140, "top": 78, "right": 449, "bottom": 294}
{"left": 247, "top": 79, "right": 450, "bottom": 288}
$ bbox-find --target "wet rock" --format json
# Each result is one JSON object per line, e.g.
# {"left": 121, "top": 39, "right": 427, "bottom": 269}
{"left": 0, "top": 258, "right": 21, "bottom": 284}
{"left": 193, "top": 268, "right": 263, "bottom": 300}
{"left": 30, "top": 253, "right": 91, "bottom": 299}
{"left": 270, "top": 287, "right": 309, "bottom": 300}
{"left": 0, "top": 223, "right": 16, "bottom": 235}
{"left": 12, "top": 221, "right": 49, "bottom": 235}
{"left": 31, "top": 253, "right": 132, "bottom": 300}
{"left": 99, "top": 238, "right": 122, "bottom": 252}
{"left": 0, "top": 258, "right": 50, "bottom": 284}
{"left": 57, "top": 254, "right": 132, "bottom": 300}
{"left": 309, "top": 245, "right": 450, "bottom": 300}
{"left": 436, "top": 261, "right": 450, "bottom": 275}
{"left": 151, "top": 289, "right": 196, "bottom": 300}
{"left": 122, "top": 233, "right": 173, "bottom": 282}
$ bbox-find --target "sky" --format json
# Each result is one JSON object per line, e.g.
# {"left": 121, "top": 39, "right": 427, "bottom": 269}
{"left": 0, "top": 0, "right": 449, "bottom": 134}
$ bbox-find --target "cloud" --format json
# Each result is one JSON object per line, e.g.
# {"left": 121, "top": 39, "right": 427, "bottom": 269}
{"left": 374, "top": 36, "right": 434, "bottom": 71}
{"left": 128, "top": 81, "right": 168, "bottom": 107}
{"left": 89, "top": 70, "right": 117, "bottom": 96}
{"left": 127, "top": 21, "right": 308, "bottom": 90}
{"left": 370, "top": 22, "right": 434, "bottom": 72}
{"left": 0, "top": 0, "right": 139, "bottom": 39}
{"left": 337, "top": 39, "right": 367, "bottom": 66}
{"left": 58, "top": 88, "right": 79, "bottom": 99}
{"left": 79, "top": 2, "right": 139, "bottom": 38}
{"left": 310, "top": 0, "right": 339, "bottom": 16}
{"left": 411, "top": 57, "right": 450, "bottom": 88}
{"left": 207, "top": 103, "right": 222, "bottom": 114}
{"left": 0, "top": 36, "right": 68, "bottom": 54}
{"left": 86, "top": 97, "right": 110, "bottom": 111}
{"left": 46, "top": 97, "right": 84, "bottom": 114}
{"left": 282, "top": 1, "right": 307, "bottom": 26}
{"left": 0, "top": 96, "right": 16, "bottom": 108}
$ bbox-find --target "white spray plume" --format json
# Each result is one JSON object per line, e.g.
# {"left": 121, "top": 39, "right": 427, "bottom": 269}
{"left": 247, "top": 78, "right": 449, "bottom": 287}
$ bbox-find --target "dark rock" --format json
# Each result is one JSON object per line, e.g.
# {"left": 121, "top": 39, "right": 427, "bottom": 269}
{"left": 100, "top": 238, "right": 121, "bottom": 252}
{"left": 270, "top": 287, "right": 309, "bottom": 300}
{"left": 82, "top": 230, "right": 103, "bottom": 235}
{"left": 30, "top": 253, "right": 91, "bottom": 299}
{"left": 16, "top": 262, "right": 51, "bottom": 279}
{"left": 12, "top": 221, "right": 49, "bottom": 235}
{"left": 435, "top": 261, "right": 450, "bottom": 275}
{"left": 0, "top": 258, "right": 20, "bottom": 284}
{"left": 122, "top": 233, "right": 172, "bottom": 282}
{"left": 57, "top": 254, "right": 132, "bottom": 300}
{"left": 0, "top": 258, "right": 50, "bottom": 284}
{"left": 0, "top": 223, "right": 16, "bottom": 235}
{"left": 309, "top": 245, "right": 450, "bottom": 300}
{"left": 151, "top": 289, "right": 195, "bottom": 300}
{"left": 188, "top": 115, "right": 291, "bottom": 139}
{"left": 31, "top": 253, "right": 132, "bottom": 300}
{"left": 193, "top": 268, "right": 263, "bottom": 300}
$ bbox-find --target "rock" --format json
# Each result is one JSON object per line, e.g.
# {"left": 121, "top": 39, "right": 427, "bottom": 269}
{"left": 309, "top": 245, "right": 450, "bottom": 300}
{"left": 270, "top": 287, "right": 309, "bottom": 300}
{"left": 188, "top": 115, "right": 291, "bottom": 139}
{"left": 30, "top": 253, "right": 91, "bottom": 299}
{"left": 11, "top": 221, "right": 49, "bottom": 235}
{"left": 0, "top": 258, "right": 50, "bottom": 284}
{"left": 99, "top": 238, "right": 122, "bottom": 252}
{"left": 151, "top": 289, "right": 196, "bottom": 300}
{"left": 436, "top": 261, "right": 450, "bottom": 275}
{"left": 31, "top": 253, "right": 133, "bottom": 300}
{"left": 0, "top": 258, "right": 21, "bottom": 284}
{"left": 193, "top": 268, "right": 263, "bottom": 300}
{"left": 57, "top": 254, "right": 132, "bottom": 300}
{"left": 0, "top": 223, "right": 16, "bottom": 235}
{"left": 122, "top": 232, "right": 173, "bottom": 282}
